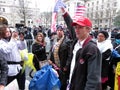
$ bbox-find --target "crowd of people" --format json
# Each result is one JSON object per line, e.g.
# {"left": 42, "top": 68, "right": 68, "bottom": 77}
{"left": 0, "top": 7, "right": 120, "bottom": 90}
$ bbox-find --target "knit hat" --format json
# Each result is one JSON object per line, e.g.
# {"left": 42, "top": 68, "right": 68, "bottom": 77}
{"left": 56, "top": 25, "right": 64, "bottom": 31}
{"left": 99, "top": 30, "right": 109, "bottom": 39}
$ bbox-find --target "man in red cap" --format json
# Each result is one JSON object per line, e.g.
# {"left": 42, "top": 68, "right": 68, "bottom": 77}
{"left": 61, "top": 8, "right": 102, "bottom": 90}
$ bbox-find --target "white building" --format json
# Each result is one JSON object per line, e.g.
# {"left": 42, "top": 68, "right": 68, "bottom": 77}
{"left": 64, "top": 0, "right": 120, "bottom": 29}
{"left": 86, "top": 0, "right": 120, "bottom": 29}
{"left": 0, "top": 0, "right": 41, "bottom": 27}
{"left": 63, "top": 0, "right": 85, "bottom": 18}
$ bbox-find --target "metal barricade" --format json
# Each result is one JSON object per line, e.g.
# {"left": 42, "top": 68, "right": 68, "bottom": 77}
{"left": 26, "top": 39, "right": 34, "bottom": 52}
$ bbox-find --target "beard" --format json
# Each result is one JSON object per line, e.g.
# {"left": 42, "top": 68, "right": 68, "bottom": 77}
{"left": 3, "top": 36, "right": 11, "bottom": 42}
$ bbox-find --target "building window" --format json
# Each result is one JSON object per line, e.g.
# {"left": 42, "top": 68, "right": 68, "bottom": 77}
{"left": 97, "top": 1, "right": 99, "bottom": 5}
{"left": 88, "top": 13, "right": 90, "bottom": 17}
{"left": 68, "top": 8, "right": 69, "bottom": 12}
{"left": 101, "top": 5, "right": 103, "bottom": 9}
{"left": 20, "top": 21, "right": 25, "bottom": 24}
{"left": 68, "top": 4, "right": 70, "bottom": 7}
{"left": 91, "top": 13, "right": 93, "bottom": 17}
{"left": 0, "top": 1, "right": 5, "bottom": 3}
{"left": 77, "top": 2, "right": 80, "bottom": 6}
{"left": 105, "top": 25, "right": 107, "bottom": 28}
{"left": 106, "top": 19, "right": 108, "bottom": 23}
{"left": 100, "top": 12, "right": 103, "bottom": 18}
{"left": 87, "top": 9, "right": 89, "bottom": 12}
{"left": 95, "top": 12, "right": 98, "bottom": 18}
{"left": 107, "top": 3, "right": 110, "bottom": 7}
{"left": 113, "top": 10, "right": 116, "bottom": 14}
{"left": 100, "top": 25, "right": 102, "bottom": 27}
{"left": 28, "top": 21, "right": 30, "bottom": 23}
{"left": 95, "top": 20, "right": 97, "bottom": 23}
{"left": 88, "top": 3, "right": 89, "bottom": 7}
{"left": 100, "top": 20, "right": 102, "bottom": 23}
{"left": 87, "top": 13, "right": 89, "bottom": 17}
{"left": 91, "top": 8, "right": 93, "bottom": 12}
{"left": 3, "top": 8, "right": 5, "bottom": 12}
{"left": 114, "top": 2, "right": 117, "bottom": 7}
{"left": 106, "top": 11, "right": 109, "bottom": 17}
{"left": 92, "top": 2, "right": 94, "bottom": 6}
{"left": 96, "top": 6, "right": 98, "bottom": 10}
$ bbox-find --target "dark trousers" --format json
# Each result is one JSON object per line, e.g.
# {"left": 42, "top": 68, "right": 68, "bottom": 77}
{"left": 102, "top": 81, "right": 108, "bottom": 90}
{"left": 33, "top": 58, "right": 40, "bottom": 71}
{"left": 58, "top": 70, "right": 68, "bottom": 90}
{"left": 7, "top": 70, "right": 26, "bottom": 90}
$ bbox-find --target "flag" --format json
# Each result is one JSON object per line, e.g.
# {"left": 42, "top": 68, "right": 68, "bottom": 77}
{"left": 75, "top": 5, "right": 86, "bottom": 17}
{"left": 51, "top": 0, "right": 66, "bottom": 32}
{"left": 53, "top": 0, "right": 66, "bottom": 13}
{"left": 51, "top": 12, "right": 57, "bottom": 33}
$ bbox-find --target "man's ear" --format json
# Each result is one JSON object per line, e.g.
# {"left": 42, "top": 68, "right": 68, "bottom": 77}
{"left": 86, "top": 27, "right": 91, "bottom": 32}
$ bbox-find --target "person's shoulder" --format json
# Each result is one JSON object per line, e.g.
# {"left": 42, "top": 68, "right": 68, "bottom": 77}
{"left": 64, "top": 36, "right": 73, "bottom": 44}
{"left": 0, "top": 39, "right": 5, "bottom": 44}
{"left": 87, "top": 40, "right": 98, "bottom": 50}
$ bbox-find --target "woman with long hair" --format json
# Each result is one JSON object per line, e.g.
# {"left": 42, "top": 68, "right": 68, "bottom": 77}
{"left": 32, "top": 32, "right": 47, "bottom": 71}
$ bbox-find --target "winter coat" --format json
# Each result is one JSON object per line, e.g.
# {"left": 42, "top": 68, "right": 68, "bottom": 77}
{"left": 67, "top": 37, "right": 102, "bottom": 90}
{"left": 0, "top": 58, "right": 8, "bottom": 86}
{"left": 32, "top": 42, "right": 47, "bottom": 71}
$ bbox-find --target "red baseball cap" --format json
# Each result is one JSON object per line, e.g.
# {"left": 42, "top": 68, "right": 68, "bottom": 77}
{"left": 72, "top": 16, "right": 92, "bottom": 27}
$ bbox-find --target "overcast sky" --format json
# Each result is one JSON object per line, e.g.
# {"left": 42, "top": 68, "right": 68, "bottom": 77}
{"left": 38, "top": 0, "right": 55, "bottom": 12}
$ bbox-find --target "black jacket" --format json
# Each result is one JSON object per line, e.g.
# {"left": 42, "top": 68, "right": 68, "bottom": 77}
{"left": 0, "top": 59, "right": 8, "bottom": 86}
{"left": 50, "top": 36, "right": 72, "bottom": 70}
{"left": 62, "top": 12, "right": 76, "bottom": 40}
{"left": 32, "top": 42, "right": 47, "bottom": 70}
{"left": 67, "top": 37, "right": 102, "bottom": 90}
{"left": 49, "top": 36, "right": 72, "bottom": 90}
{"left": 32, "top": 43, "right": 47, "bottom": 61}
{"left": 111, "top": 41, "right": 120, "bottom": 66}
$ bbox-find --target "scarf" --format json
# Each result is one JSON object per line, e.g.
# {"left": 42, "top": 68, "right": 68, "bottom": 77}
{"left": 97, "top": 39, "right": 113, "bottom": 53}
{"left": 53, "top": 35, "right": 64, "bottom": 67}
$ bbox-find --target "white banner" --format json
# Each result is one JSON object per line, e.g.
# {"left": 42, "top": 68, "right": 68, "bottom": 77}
{"left": 5, "top": 79, "right": 30, "bottom": 90}
{"left": 5, "top": 79, "right": 19, "bottom": 90}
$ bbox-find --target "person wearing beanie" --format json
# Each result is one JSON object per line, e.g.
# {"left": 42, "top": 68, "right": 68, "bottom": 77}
{"left": 56, "top": 25, "right": 64, "bottom": 31}
{"left": 48, "top": 25, "right": 72, "bottom": 90}
{"left": 99, "top": 31, "right": 109, "bottom": 39}
{"left": 97, "top": 30, "right": 113, "bottom": 90}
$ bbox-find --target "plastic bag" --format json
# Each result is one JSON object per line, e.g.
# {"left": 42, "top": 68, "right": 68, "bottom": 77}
{"left": 112, "top": 49, "right": 120, "bottom": 58}
{"left": 20, "top": 49, "right": 28, "bottom": 61}
{"left": 29, "top": 65, "right": 61, "bottom": 90}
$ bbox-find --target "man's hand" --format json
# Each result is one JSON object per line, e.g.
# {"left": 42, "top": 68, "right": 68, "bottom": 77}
{"left": 61, "top": 7, "right": 66, "bottom": 13}
{"left": 63, "top": 67, "right": 67, "bottom": 71}
{"left": 12, "top": 32, "right": 18, "bottom": 40}
{"left": 48, "top": 60, "right": 53, "bottom": 65}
